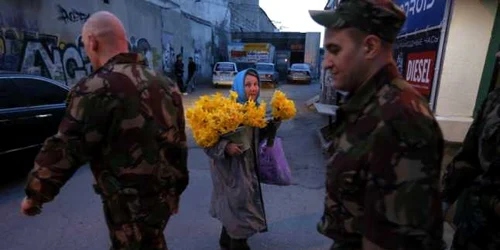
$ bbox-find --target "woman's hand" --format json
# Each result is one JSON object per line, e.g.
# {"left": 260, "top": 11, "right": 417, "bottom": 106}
{"left": 225, "top": 143, "right": 243, "bottom": 156}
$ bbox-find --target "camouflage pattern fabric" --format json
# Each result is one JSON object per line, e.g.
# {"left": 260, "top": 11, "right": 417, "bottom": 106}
{"left": 442, "top": 88, "right": 500, "bottom": 250}
{"left": 319, "top": 64, "right": 445, "bottom": 250}
{"left": 24, "top": 53, "right": 188, "bottom": 250}
{"left": 310, "top": 0, "right": 406, "bottom": 43}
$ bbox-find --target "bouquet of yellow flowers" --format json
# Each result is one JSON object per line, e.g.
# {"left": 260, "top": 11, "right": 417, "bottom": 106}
{"left": 265, "top": 90, "right": 297, "bottom": 146}
{"left": 271, "top": 90, "right": 296, "bottom": 121}
{"left": 243, "top": 99, "right": 267, "bottom": 128}
{"left": 186, "top": 91, "right": 267, "bottom": 148}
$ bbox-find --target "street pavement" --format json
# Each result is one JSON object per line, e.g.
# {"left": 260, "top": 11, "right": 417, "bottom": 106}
{"left": 0, "top": 80, "right": 333, "bottom": 250}
{"left": 0, "top": 80, "right": 454, "bottom": 249}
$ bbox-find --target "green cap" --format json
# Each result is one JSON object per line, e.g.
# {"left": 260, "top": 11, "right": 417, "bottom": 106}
{"left": 309, "top": 0, "right": 406, "bottom": 43}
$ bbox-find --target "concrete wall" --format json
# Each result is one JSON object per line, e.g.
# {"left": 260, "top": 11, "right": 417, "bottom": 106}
{"left": 0, "top": 0, "right": 227, "bottom": 86}
{"left": 230, "top": 0, "right": 260, "bottom": 32}
{"left": 229, "top": 0, "right": 276, "bottom": 32}
{"left": 154, "top": 0, "right": 231, "bottom": 77}
{"left": 0, "top": 0, "right": 164, "bottom": 86}
{"left": 160, "top": 8, "right": 217, "bottom": 78}
{"left": 435, "top": 0, "right": 498, "bottom": 142}
{"left": 304, "top": 32, "right": 321, "bottom": 78}
{"left": 179, "top": 0, "right": 231, "bottom": 29}
{"left": 258, "top": 8, "right": 277, "bottom": 32}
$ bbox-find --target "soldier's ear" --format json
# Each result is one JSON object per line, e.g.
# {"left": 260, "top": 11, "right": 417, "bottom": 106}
{"left": 89, "top": 36, "right": 99, "bottom": 52}
{"left": 363, "top": 35, "right": 382, "bottom": 60}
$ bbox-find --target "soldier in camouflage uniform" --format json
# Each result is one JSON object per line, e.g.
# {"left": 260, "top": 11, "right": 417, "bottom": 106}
{"left": 309, "top": 1, "right": 445, "bottom": 249}
{"left": 442, "top": 88, "right": 500, "bottom": 250}
{"left": 20, "top": 11, "right": 188, "bottom": 250}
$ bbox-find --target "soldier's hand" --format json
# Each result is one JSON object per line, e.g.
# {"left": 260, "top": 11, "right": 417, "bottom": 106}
{"left": 225, "top": 143, "right": 243, "bottom": 156}
{"left": 21, "top": 197, "right": 42, "bottom": 216}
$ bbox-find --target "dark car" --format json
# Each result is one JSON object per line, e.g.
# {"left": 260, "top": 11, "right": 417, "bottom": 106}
{"left": 0, "top": 73, "right": 69, "bottom": 179}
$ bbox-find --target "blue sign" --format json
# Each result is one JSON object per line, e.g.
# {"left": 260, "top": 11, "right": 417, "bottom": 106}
{"left": 395, "top": 0, "right": 448, "bottom": 35}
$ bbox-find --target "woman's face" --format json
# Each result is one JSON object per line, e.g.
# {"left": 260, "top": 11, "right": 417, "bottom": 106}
{"left": 244, "top": 75, "right": 259, "bottom": 101}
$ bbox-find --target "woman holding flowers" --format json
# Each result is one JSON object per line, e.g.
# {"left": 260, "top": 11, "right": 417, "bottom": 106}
{"left": 204, "top": 69, "right": 278, "bottom": 250}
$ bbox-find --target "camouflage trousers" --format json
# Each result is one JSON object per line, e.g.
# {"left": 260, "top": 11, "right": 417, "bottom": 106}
{"left": 448, "top": 187, "right": 500, "bottom": 250}
{"left": 100, "top": 190, "right": 174, "bottom": 250}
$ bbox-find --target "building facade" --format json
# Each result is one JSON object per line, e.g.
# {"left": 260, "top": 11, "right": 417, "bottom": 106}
{"left": 320, "top": 0, "right": 500, "bottom": 142}
{"left": 229, "top": 0, "right": 277, "bottom": 32}
{"left": 231, "top": 31, "right": 321, "bottom": 79}
{"left": 0, "top": 0, "right": 277, "bottom": 86}
{"left": 433, "top": 0, "right": 499, "bottom": 142}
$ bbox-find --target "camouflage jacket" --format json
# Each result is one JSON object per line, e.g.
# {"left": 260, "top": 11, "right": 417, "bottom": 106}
{"left": 319, "top": 64, "right": 445, "bottom": 250}
{"left": 442, "top": 88, "right": 500, "bottom": 246}
{"left": 25, "top": 53, "right": 188, "bottom": 204}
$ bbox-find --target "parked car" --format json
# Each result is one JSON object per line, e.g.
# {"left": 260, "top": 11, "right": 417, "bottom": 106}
{"left": 255, "top": 63, "right": 279, "bottom": 87}
{"left": 236, "top": 62, "right": 256, "bottom": 72}
{"left": 0, "top": 73, "right": 69, "bottom": 179}
{"left": 212, "top": 62, "right": 238, "bottom": 87}
{"left": 287, "top": 63, "right": 312, "bottom": 84}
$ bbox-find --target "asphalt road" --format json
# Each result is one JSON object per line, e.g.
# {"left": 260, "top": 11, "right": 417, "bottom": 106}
{"left": 0, "top": 80, "right": 335, "bottom": 250}
{"left": 0, "top": 79, "right": 454, "bottom": 250}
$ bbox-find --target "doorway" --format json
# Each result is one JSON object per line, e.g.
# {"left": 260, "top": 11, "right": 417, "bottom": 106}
{"left": 290, "top": 51, "right": 304, "bottom": 65}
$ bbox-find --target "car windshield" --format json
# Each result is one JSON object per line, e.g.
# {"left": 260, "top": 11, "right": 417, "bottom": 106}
{"left": 215, "top": 63, "right": 236, "bottom": 71}
{"left": 256, "top": 64, "right": 274, "bottom": 71}
{"left": 291, "top": 64, "right": 308, "bottom": 70}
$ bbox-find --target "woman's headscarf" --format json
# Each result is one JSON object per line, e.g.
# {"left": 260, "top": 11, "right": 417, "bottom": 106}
{"left": 231, "top": 68, "right": 261, "bottom": 105}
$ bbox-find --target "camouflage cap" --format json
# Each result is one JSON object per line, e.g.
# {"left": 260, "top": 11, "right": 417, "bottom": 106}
{"left": 309, "top": 0, "right": 406, "bottom": 43}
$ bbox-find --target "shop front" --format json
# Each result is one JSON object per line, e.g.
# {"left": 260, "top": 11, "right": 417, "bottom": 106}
{"left": 434, "top": 0, "right": 499, "bottom": 142}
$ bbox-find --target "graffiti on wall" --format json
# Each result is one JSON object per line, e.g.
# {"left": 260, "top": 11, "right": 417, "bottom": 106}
{"left": 0, "top": 27, "right": 166, "bottom": 86}
{"left": 162, "top": 35, "right": 172, "bottom": 73}
{"left": 0, "top": 4, "right": 168, "bottom": 86}
{"left": 129, "top": 36, "right": 162, "bottom": 70}
{"left": 0, "top": 29, "right": 92, "bottom": 86}
{"left": 56, "top": 5, "right": 90, "bottom": 24}
{"left": 160, "top": 32, "right": 181, "bottom": 74}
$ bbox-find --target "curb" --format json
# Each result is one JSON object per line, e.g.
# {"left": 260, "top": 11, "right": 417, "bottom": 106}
{"left": 316, "top": 126, "right": 332, "bottom": 154}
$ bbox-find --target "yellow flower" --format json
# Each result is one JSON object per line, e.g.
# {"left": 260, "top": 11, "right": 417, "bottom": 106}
{"left": 229, "top": 90, "right": 238, "bottom": 101}
{"left": 243, "top": 100, "right": 267, "bottom": 128}
{"left": 186, "top": 91, "right": 266, "bottom": 148}
{"left": 271, "top": 90, "right": 296, "bottom": 120}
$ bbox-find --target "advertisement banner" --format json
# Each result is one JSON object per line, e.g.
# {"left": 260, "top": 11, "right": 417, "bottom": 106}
{"left": 394, "top": 0, "right": 447, "bottom": 35}
{"left": 244, "top": 43, "right": 270, "bottom": 51}
{"left": 394, "top": 28, "right": 441, "bottom": 100}
{"left": 228, "top": 43, "right": 272, "bottom": 63}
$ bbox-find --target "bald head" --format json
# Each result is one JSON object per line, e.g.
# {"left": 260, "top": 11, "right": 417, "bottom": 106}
{"left": 82, "top": 11, "right": 129, "bottom": 69}
{"left": 83, "top": 11, "right": 127, "bottom": 44}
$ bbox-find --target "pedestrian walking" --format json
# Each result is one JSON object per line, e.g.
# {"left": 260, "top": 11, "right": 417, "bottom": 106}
{"left": 204, "top": 69, "right": 280, "bottom": 250}
{"left": 20, "top": 11, "right": 189, "bottom": 250}
{"left": 175, "top": 54, "right": 187, "bottom": 95}
{"left": 186, "top": 56, "right": 197, "bottom": 93}
{"left": 309, "top": 0, "right": 446, "bottom": 249}
{"left": 442, "top": 87, "right": 500, "bottom": 250}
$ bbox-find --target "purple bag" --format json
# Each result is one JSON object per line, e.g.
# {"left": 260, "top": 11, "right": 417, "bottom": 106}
{"left": 258, "top": 137, "right": 292, "bottom": 186}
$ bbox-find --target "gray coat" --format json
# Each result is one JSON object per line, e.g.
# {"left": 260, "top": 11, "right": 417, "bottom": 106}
{"left": 204, "top": 123, "right": 277, "bottom": 239}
